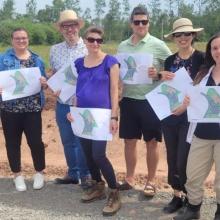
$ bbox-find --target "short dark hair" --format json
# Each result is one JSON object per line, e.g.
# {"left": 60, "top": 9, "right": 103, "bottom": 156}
{"left": 11, "top": 28, "right": 28, "bottom": 39}
{"left": 84, "top": 26, "right": 104, "bottom": 38}
{"left": 130, "top": 6, "right": 149, "bottom": 22}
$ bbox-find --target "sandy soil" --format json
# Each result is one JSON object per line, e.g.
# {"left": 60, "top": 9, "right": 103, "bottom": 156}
{"left": 0, "top": 89, "right": 215, "bottom": 194}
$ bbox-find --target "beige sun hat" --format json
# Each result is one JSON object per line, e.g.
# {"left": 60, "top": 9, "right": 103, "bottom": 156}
{"left": 57, "top": 10, "right": 84, "bottom": 28}
{"left": 164, "top": 18, "right": 204, "bottom": 39}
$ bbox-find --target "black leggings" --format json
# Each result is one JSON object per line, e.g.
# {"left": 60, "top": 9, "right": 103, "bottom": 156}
{"left": 162, "top": 122, "right": 190, "bottom": 193}
{"left": 1, "top": 110, "right": 45, "bottom": 173}
{"left": 79, "top": 138, "right": 117, "bottom": 189}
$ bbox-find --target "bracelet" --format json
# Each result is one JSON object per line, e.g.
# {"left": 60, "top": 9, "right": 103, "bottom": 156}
{"left": 111, "top": 116, "right": 118, "bottom": 121}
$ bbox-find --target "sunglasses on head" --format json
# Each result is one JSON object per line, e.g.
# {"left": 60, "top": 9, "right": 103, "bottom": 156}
{"left": 86, "top": 37, "right": 103, "bottom": 44}
{"left": 173, "top": 32, "right": 193, "bottom": 38}
{"left": 133, "top": 20, "right": 149, "bottom": 26}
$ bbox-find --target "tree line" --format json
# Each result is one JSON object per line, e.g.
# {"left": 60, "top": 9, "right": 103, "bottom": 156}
{"left": 0, "top": 0, "right": 219, "bottom": 45}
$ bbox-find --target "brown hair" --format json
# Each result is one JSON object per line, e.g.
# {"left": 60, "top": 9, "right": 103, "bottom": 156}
{"left": 11, "top": 27, "right": 29, "bottom": 39}
{"left": 130, "top": 6, "right": 149, "bottom": 22}
{"left": 194, "top": 32, "right": 220, "bottom": 85}
{"left": 84, "top": 26, "right": 104, "bottom": 39}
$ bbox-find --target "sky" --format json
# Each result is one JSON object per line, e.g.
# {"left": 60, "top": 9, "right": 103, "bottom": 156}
{"left": 1, "top": 0, "right": 151, "bottom": 16}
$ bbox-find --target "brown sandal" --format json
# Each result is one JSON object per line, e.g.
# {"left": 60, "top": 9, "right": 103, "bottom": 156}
{"left": 143, "top": 182, "right": 156, "bottom": 197}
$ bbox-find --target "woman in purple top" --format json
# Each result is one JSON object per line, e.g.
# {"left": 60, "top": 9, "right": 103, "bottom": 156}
{"left": 68, "top": 26, "right": 120, "bottom": 216}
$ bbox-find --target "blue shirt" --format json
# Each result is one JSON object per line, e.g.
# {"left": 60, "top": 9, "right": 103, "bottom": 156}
{"left": 0, "top": 48, "right": 46, "bottom": 110}
{"left": 75, "top": 55, "right": 119, "bottom": 109}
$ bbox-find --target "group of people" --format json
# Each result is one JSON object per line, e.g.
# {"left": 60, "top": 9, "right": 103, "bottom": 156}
{"left": 0, "top": 5, "right": 220, "bottom": 220}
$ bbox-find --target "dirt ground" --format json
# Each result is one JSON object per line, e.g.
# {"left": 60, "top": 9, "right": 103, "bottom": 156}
{"left": 0, "top": 89, "right": 216, "bottom": 195}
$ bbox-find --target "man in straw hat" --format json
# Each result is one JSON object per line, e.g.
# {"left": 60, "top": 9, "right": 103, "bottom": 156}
{"left": 49, "top": 10, "right": 90, "bottom": 186}
{"left": 117, "top": 6, "right": 171, "bottom": 196}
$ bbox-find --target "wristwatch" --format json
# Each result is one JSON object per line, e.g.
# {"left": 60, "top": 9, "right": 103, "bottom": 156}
{"left": 110, "top": 116, "right": 118, "bottom": 121}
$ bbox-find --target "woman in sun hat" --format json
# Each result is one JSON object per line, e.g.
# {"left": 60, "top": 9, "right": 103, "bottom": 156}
{"left": 158, "top": 18, "right": 205, "bottom": 214}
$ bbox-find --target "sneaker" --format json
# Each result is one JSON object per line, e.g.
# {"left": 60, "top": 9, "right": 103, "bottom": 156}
{"left": 163, "top": 196, "right": 183, "bottom": 213}
{"left": 14, "top": 175, "right": 27, "bottom": 192}
{"left": 215, "top": 214, "right": 220, "bottom": 220}
{"left": 214, "top": 203, "right": 220, "bottom": 220}
{"left": 81, "top": 180, "right": 106, "bottom": 203}
{"left": 173, "top": 206, "right": 200, "bottom": 220}
{"left": 54, "top": 176, "right": 79, "bottom": 184}
{"left": 102, "top": 188, "right": 121, "bottom": 216}
{"left": 33, "top": 173, "right": 44, "bottom": 190}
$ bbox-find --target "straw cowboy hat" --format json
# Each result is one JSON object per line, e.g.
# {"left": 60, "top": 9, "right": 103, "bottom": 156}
{"left": 164, "top": 18, "right": 204, "bottom": 39}
{"left": 57, "top": 10, "right": 84, "bottom": 28}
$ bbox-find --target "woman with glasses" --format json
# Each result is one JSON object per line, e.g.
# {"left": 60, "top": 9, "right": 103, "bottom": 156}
{"left": 67, "top": 26, "right": 121, "bottom": 216}
{"left": 0, "top": 28, "right": 47, "bottom": 191}
{"left": 160, "top": 18, "right": 205, "bottom": 214}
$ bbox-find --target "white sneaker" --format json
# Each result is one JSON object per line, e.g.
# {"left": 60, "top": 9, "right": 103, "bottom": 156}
{"left": 33, "top": 173, "right": 44, "bottom": 190}
{"left": 14, "top": 175, "right": 27, "bottom": 192}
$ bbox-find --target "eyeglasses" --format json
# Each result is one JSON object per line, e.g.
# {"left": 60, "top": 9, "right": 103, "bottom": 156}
{"left": 61, "top": 23, "right": 79, "bottom": 30}
{"left": 173, "top": 32, "right": 193, "bottom": 38}
{"left": 13, "top": 37, "right": 28, "bottom": 41}
{"left": 133, "top": 20, "right": 149, "bottom": 26}
{"left": 86, "top": 37, "right": 103, "bottom": 44}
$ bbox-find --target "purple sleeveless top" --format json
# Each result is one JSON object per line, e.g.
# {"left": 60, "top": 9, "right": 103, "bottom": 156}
{"left": 75, "top": 55, "right": 119, "bottom": 109}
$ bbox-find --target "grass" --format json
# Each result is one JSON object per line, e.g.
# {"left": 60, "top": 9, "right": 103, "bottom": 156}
{"left": 0, "top": 42, "right": 207, "bottom": 71}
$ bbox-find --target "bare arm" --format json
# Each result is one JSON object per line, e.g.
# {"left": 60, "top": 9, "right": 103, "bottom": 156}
{"left": 110, "top": 63, "right": 120, "bottom": 135}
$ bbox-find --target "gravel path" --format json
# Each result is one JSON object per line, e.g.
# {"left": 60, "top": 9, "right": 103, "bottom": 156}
{"left": 0, "top": 178, "right": 216, "bottom": 220}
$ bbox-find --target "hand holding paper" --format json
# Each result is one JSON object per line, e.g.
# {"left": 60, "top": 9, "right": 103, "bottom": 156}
{"left": 145, "top": 67, "right": 193, "bottom": 120}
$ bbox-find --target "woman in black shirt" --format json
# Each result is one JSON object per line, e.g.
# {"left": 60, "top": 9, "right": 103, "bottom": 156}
{"left": 161, "top": 18, "right": 205, "bottom": 214}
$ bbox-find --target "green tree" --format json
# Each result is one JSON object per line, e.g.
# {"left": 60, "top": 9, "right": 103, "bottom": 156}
{"left": 94, "top": 0, "right": 106, "bottom": 26}
{"left": 103, "top": 0, "right": 121, "bottom": 41}
{"left": 178, "top": 2, "right": 194, "bottom": 18}
{"left": 64, "top": 0, "right": 82, "bottom": 14}
{"left": 148, "top": 0, "right": 162, "bottom": 37}
{"left": 26, "top": 0, "right": 37, "bottom": 20}
{"left": 0, "top": 0, "right": 15, "bottom": 20}
{"left": 37, "top": 5, "right": 54, "bottom": 22}
{"left": 83, "top": 8, "right": 92, "bottom": 21}
{"left": 52, "top": 0, "right": 65, "bottom": 21}
{"left": 122, "top": 0, "right": 130, "bottom": 20}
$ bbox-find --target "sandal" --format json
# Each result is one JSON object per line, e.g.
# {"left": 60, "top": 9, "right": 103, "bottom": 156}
{"left": 117, "top": 181, "right": 133, "bottom": 191}
{"left": 143, "top": 182, "right": 156, "bottom": 197}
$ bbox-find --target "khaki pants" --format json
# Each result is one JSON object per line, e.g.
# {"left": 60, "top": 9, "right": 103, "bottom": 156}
{"left": 186, "top": 136, "right": 220, "bottom": 205}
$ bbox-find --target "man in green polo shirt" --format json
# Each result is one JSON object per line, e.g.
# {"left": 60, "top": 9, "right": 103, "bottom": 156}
{"left": 118, "top": 6, "right": 171, "bottom": 196}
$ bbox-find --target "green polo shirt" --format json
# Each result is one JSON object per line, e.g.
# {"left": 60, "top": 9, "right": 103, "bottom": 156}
{"left": 118, "top": 33, "right": 172, "bottom": 100}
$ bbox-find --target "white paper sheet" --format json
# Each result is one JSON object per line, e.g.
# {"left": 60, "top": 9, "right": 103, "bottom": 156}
{"left": 145, "top": 67, "right": 193, "bottom": 120}
{"left": 116, "top": 53, "right": 153, "bottom": 84}
{"left": 0, "top": 67, "right": 41, "bottom": 101}
{"left": 47, "top": 63, "right": 77, "bottom": 103}
{"left": 187, "top": 86, "right": 220, "bottom": 122}
{"left": 70, "top": 107, "right": 113, "bottom": 141}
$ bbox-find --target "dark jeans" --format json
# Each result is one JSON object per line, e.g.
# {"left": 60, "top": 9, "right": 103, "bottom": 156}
{"left": 79, "top": 138, "right": 117, "bottom": 189}
{"left": 162, "top": 122, "right": 190, "bottom": 193}
{"left": 56, "top": 102, "right": 90, "bottom": 180}
{"left": 1, "top": 110, "right": 45, "bottom": 173}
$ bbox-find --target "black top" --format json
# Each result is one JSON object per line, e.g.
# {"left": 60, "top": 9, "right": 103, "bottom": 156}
{"left": 194, "top": 74, "right": 220, "bottom": 140}
{"left": 162, "top": 50, "right": 205, "bottom": 125}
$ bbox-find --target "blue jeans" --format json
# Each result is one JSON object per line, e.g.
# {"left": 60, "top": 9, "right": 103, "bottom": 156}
{"left": 56, "top": 102, "right": 90, "bottom": 180}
